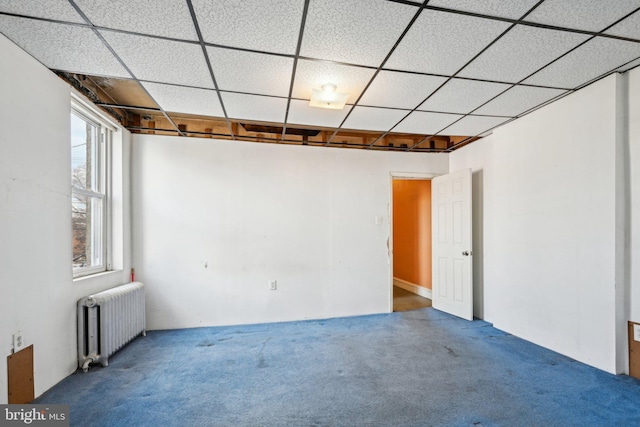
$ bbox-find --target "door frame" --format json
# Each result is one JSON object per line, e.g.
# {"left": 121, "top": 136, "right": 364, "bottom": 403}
{"left": 388, "top": 172, "right": 442, "bottom": 313}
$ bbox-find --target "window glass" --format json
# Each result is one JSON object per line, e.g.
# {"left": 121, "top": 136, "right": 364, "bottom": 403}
{"left": 71, "top": 113, "right": 100, "bottom": 192}
{"left": 71, "top": 108, "right": 109, "bottom": 276}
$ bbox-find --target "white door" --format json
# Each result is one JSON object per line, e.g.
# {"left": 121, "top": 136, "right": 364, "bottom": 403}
{"left": 432, "top": 169, "right": 473, "bottom": 320}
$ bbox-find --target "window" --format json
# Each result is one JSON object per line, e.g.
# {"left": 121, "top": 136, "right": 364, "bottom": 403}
{"left": 71, "top": 103, "right": 112, "bottom": 277}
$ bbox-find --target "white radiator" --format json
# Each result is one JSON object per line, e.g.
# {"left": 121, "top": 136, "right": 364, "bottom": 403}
{"left": 77, "top": 282, "right": 146, "bottom": 372}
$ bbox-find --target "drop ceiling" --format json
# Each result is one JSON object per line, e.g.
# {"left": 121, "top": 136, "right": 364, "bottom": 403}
{"left": 1, "top": 0, "right": 639, "bottom": 152}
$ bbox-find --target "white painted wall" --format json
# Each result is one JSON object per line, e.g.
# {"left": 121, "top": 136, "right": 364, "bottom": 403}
{"left": 450, "top": 74, "right": 626, "bottom": 373}
{"left": 629, "top": 66, "right": 640, "bottom": 325}
{"left": 131, "top": 135, "right": 448, "bottom": 330}
{"left": 0, "top": 34, "right": 132, "bottom": 403}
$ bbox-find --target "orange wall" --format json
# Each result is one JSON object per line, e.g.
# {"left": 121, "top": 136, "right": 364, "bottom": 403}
{"left": 392, "top": 179, "right": 432, "bottom": 289}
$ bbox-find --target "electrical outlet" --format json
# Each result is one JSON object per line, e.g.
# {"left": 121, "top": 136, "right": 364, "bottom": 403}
{"left": 269, "top": 280, "right": 277, "bottom": 290}
{"left": 13, "top": 331, "right": 25, "bottom": 352}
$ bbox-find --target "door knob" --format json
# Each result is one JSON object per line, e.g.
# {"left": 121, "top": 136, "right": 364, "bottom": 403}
{"left": 462, "top": 251, "right": 470, "bottom": 256}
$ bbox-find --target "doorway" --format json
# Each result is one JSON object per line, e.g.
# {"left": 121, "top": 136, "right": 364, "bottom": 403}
{"left": 390, "top": 174, "right": 435, "bottom": 312}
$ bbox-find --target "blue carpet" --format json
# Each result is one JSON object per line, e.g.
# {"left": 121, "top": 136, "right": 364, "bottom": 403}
{"left": 36, "top": 308, "right": 640, "bottom": 426}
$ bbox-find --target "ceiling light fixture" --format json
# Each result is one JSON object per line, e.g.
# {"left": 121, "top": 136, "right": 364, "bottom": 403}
{"left": 309, "top": 83, "right": 349, "bottom": 110}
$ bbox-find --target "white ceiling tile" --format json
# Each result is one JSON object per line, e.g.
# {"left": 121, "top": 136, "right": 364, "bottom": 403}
{"left": 207, "top": 47, "right": 293, "bottom": 97}
{"left": 300, "top": 0, "right": 416, "bottom": 66}
{"left": 192, "top": 0, "right": 303, "bottom": 55}
{"left": 0, "top": 0, "right": 84, "bottom": 23}
{"left": 394, "top": 111, "right": 463, "bottom": 135}
{"left": 524, "top": 37, "right": 640, "bottom": 88}
{"left": 441, "top": 115, "right": 511, "bottom": 136}
{"left": 605, "top": 10, "right": 640, "bottom": 39}
{"left": 342, "top": 107, "right": 408, "bottom": 132}
{"left": 73, "top": 0, "right": 197, "bottom": 40}
{"left": 0, "top": 15, "right": 129, "bottom": 77}
{"left": 292, "top": 60, "right": 375, "bottom": 104}
{"left": 100, "top": 31, "right": 213, "bottom": 88}
{"left": 526, "top": 0, "right": 640, "bottom": 32}
{"left": 287, "top": 99, "right": 352, "bottom": 128}
{"left": 141, "top": 82, "right": 223, "bottom": 117}
{"left": 474, "top": 86, "right": 567, "bottom": 117}
{"left": 221, "top": 93, "right": 287, "bottom": 123}
{"left": 458, "top": 25, "right": 589, "bottom": 84}
{"left": 419, "top": 78, "right": 511, "bottom": 114}
{"left": 358, "top": 71, "right": 447, "bottom": 109}
{"left": 428, "top": 0, "right": 540, "bottom": 19}
{"left": 386, "top": 9, "right": 511, "bottom": 75}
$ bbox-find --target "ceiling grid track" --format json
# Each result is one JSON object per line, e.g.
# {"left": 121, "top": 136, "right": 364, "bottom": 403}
{"left": 325, "top": 0, "right": 430, "bottom": 147}
{"left": 399, "top": 0, "right": 548, "bottom": 151}
{"left": 185, "top": 0, "right": 235, "bottom": 140}
{"left": 65, "top": 0, "right": 185, "bottom": 136}
{"left": 281, "top": 0, "right": 312, "bottom": 141}
{"left": 2, "top": 0, "right": 640, "bottom": 151}
{"left": 431, "top": 3, "right": 640, "bottom": 152}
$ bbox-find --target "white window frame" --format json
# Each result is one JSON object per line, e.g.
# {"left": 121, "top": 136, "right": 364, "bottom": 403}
{"left": 71, "top": 98, "right": 114, "bottom": 278}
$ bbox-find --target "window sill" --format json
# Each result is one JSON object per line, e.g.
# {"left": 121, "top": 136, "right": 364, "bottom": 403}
{"left": 73, "top": 269, "right": 123, "bottom": 284}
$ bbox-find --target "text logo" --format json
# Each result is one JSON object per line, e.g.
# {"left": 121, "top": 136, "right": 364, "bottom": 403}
{"left": 0, "top": 405, "right": 69, "bottom": 427}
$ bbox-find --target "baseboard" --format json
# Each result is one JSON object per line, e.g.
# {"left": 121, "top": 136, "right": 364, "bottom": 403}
{"left": 393, "top": 278, "right": 432, "bottom": 299}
